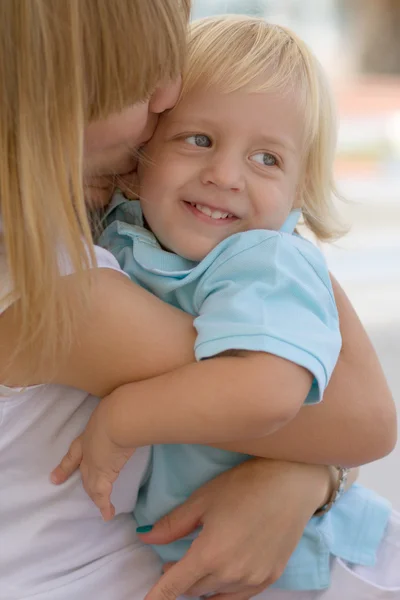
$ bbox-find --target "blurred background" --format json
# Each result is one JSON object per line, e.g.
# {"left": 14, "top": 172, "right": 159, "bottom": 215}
{"left": 193, "top": 0, "right": 400, "bottom": 507}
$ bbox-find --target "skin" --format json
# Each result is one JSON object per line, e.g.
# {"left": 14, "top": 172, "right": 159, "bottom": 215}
{"left": 140, "top": 461, "right": 359, "bottom": 600}
{"left": 78, "top": 87, "right": 394, "bottom": 600}
{"left": 0, "top": 80, "right": 396, "bottom": 600}
{"left": 83, "top": 79, "right": 182, "bottom": 208}
{"left": 139, "top": 86, "right": 305, "bottom": 260}
{"left": 51, "top": 83, "right": 332, "bottom": 518}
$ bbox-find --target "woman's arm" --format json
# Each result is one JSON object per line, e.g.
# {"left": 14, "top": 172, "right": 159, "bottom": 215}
{"left": 217, "top": 276, "right": 397, "bottom": 466}
{"left": 89, "top": 353, "right": 311, "bottom": 448}
{"left": 0, "top": 269, "right": 196, "bottom": 392}
{"left": 1, "top": 269, "right": 395, "bottom": 466}
{"left": 139, "top": 461, "right": 359, "bottom": 600}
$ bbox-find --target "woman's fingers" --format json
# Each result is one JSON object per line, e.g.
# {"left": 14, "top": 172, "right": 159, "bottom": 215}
{"left": 209, "top": 585, "right": 269, "bottom": 600}
{"left": 50, "top": 436, "right": 83, "bottom": 484}
{"left": 137, "top": 495, "right": 203, "bottom": 545}
{"left": 144, "top": 552, "right": 205, "bottom": 600}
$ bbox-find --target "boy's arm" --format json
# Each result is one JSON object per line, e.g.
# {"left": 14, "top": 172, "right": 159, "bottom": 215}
{"left": 2, "top": 265, "right": 393, "bottom": 466}
{"left": 216, "top": 275, "right": 397, "bottom": 466}
{"left": 101, "top": 352, "right": 311, "bottom": 447}
{"left": 82, "top": 234, "right": 340, "bottom": 448}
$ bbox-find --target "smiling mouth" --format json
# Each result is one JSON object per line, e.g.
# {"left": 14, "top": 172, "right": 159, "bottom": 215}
{"left": 184, "top": 201, "right": 237, "bottom": 221}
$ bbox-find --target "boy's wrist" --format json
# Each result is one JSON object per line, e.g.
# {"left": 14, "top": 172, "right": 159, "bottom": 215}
{"left": 103, "top": 383, "right": 158, "bottom": 448}
{"left": 99, "top": 389, "right": 135, "bottom": 448}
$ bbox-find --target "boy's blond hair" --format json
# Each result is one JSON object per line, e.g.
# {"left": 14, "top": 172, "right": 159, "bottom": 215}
{"left": 0, "top": 0, "right": 189, "bottom": 373}
{"left": 183, "top": 15, "right": 344, "bottom": 241}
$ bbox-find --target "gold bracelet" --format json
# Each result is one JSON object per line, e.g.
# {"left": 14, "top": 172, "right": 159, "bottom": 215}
{"left": 314, "top": 466, "right": 350, "bottom": 517}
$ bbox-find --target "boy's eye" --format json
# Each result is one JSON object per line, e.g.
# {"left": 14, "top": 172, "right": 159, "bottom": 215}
{"left": 251, "top": 152, "right": 277, "bottom": 167}
{"left": 185, "top": 134, "right": 212, "bottom": 148}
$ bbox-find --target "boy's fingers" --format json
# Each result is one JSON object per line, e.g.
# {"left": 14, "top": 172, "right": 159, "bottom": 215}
{"left": 85, "top": 476, "right": 114, "bottom": 520}
{"left": 50, "top": 438, "right": 83, "bottom": 484}
{"left": 100, "top": 502, "right": 115, "bottom": 522}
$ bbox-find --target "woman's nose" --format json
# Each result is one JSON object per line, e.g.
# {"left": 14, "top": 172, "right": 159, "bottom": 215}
{"left": 149, "top": 76, "right": 182, "bottom": 114}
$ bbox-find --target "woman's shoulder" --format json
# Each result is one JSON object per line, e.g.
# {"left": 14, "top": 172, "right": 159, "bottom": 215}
{"left": 0, "top": 242, "right": 127, "bottom": 316}
{"left": 0, "top": 241, "right": 128, "bottom": 391}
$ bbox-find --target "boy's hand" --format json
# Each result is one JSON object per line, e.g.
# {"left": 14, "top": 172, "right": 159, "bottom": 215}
{"left": 51, "top": 399, "right": 135, "bottom": 521}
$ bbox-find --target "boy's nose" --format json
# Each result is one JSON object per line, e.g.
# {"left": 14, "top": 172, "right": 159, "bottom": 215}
{"left": 201, "top": 155, "right": 245, "bottom": 192}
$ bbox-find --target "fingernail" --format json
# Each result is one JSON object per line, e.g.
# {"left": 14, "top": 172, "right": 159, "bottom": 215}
{"left": 136, "top": 524, "right": 153, "bottom": 533}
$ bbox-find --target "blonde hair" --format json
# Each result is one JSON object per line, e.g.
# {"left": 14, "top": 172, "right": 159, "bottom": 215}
{"left": 0, "top": 0, "right": 189, "bottom": 372}
{"left": 182, "top": 15, "right": 345, "bottom": 241}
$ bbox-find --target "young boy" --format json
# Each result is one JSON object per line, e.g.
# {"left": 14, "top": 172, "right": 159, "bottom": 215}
{"left": 57, "top": 16, "right": 399, "bottom": 597}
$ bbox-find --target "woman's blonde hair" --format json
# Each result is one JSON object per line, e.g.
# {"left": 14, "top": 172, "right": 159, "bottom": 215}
{"left": 0, "top": 0, "right": 189, "bottom": 371}
{"left": 182, "top": 15, "right": 345, "bottom": 241}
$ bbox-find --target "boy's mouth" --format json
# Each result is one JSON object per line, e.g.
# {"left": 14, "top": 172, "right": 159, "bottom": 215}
{"left": 183, "top": 200, "right": 238, "bottom": 223}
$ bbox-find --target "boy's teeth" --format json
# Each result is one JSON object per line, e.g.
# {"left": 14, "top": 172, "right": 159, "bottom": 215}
{"left": 193, "top": 203, "right": 231, "bottom": 220}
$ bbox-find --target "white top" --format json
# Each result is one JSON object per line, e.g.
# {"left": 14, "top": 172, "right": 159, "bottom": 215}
{"left": 0, "top": 246, "right": 161, "bottom": 600}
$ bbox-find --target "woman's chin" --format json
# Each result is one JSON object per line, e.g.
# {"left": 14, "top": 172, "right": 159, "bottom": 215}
{"left": 84, "top": 181, "right": 115, "bottom": 209}
{"left": 83, "top": 167, "right": 139, "bottom": 208}
{"left": 117, "top": 171, "right": 140, "bottom": 200}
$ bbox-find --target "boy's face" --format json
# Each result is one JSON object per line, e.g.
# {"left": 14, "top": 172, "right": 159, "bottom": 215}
{"left": 139, "top": 85, "right": 305, "bottom": 261}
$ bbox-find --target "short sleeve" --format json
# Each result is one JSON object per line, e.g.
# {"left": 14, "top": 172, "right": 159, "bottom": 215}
{"left": 56, "top": 243, "right": 129, "bottom": 278}
{"left": 193, "top": 231, "right": 341, "bottom": 403}
{"left": 0, "top": 250, "right": 14, "bottom": 314}
{"left": 92, "top": 245, "right": 129, "bottom": 274}
{"left": 0, "top": 242, "right": 128, "bottom": 315}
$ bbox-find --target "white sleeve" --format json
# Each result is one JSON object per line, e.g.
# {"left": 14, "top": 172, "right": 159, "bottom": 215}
{"left": 92, "top": 245, "right": 129, "bottom": 276}
{"left": 57, "top": 243, "right": 129, "bottom": 277}
{"left": 0, "top": 243, "right": 128, "bottom": 315}
{"left": 0, "top": 249, "right": 14, "bottom": 314}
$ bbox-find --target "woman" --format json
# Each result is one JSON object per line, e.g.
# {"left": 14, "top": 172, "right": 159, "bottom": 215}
{"left": 0, "top": 2, "right": 395, "bottom": 600}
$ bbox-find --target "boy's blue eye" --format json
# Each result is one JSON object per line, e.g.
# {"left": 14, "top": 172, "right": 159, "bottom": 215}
{"left": 185, "top": 134, "right": 211, "bottom": 148}
{"left": 251, "top": 152, "right": 277, "bottom": 167}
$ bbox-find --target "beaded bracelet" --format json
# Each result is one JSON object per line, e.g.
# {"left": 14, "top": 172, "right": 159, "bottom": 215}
{"left": 314, "top": 466, "right": 350, "bottom": 517}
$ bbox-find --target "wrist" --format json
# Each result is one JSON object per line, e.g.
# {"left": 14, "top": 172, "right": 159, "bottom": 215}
{"left": 298, "top": 463, "right": 333, "bottom": 511}
{"left": 250, "top": 459, "right": 332, "bottom": 514}
{"left": 100, "top": 390, "right": 132, "bottom": 448}
{"left": 314, "top": 466, "right": 350, "bottom": 517}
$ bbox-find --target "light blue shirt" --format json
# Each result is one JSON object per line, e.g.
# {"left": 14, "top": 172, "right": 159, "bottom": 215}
{"left": 100, "top": 194, "right": 391, "bottom": 591}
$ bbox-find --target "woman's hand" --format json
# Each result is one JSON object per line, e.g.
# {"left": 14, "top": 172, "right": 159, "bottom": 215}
{"left": 139, "top": 458, "right": 335, "bottom": 600}
{"left": 51, "top": 397, "right": 135, "bottom": 521}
